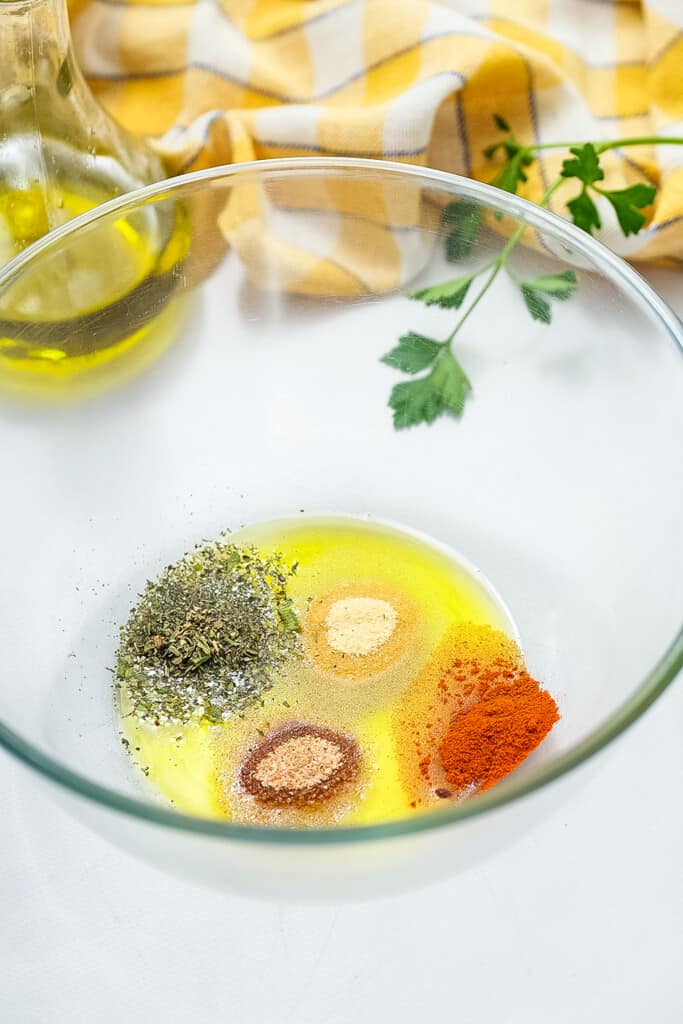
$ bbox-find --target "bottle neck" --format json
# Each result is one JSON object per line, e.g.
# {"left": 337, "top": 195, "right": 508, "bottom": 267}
{"left": 0, "top": 0, "right": 72, "bottom": 98}
{"left": 0, "top": 0, "right": 165, "bottom": 261}
{"left": 0, "top": 0, "right": 164, "bottom": 191}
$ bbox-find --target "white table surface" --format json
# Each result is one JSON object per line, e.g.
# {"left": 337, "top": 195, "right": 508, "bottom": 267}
{"left": 1, "top": 268, "right": 681, "bottom": 1024}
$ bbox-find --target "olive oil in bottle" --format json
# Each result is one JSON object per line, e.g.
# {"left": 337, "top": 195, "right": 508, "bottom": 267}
{"left": 0, "top": 0, "right": 188, "bottom": 395}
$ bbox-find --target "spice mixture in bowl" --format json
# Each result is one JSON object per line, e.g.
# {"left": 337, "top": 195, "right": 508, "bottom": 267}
{"left": 0, "top": 160, "right": 680, "bottom": 893}
{"left": 116, "top": 517, "right": 560, "bottom": 828}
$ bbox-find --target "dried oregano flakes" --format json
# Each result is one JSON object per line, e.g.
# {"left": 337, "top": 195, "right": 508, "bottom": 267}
{"left": 116, "top": 538, "right": 301, "bottom": 726}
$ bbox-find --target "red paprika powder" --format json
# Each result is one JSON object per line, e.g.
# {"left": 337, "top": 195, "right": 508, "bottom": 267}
{"left": 393, "top": 623, "right": 560, "bottom": 805}
{"left": 438, "top": 670, "right": 559, "bottom": 793}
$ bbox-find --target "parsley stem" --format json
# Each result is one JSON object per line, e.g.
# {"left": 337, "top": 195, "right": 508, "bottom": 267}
{"left": 498, "top": 177, "right": 564, "bottom": 258}
{"left": 536, "top": 175, "right": 566, "bottom": 208}
{"left": 445, "top": 176, "right": 564, "bottom": 345}
{"left": 490, "top": 178, "right": 564, "bottom": 267}
{"left": 529, "top": 135, "right": 683, "bottom": 153}
{"left": 446, "top": 262, "right": 501, "bottom": 343}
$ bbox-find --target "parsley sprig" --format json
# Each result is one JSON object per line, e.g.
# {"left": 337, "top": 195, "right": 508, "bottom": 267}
{"left": 382, "top": 118, "right": 682, "bottom": 429}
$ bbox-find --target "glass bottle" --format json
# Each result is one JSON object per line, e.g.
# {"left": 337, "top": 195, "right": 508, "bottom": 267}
{"left": 0, "top": 0, "right": 188, "bottom": 394}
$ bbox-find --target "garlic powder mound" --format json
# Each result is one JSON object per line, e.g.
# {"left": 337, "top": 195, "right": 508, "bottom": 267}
{"left": 325, "top": 596, "right": 398, "bottom": 655}
{"left": 304, "top": 581, "right": 419, "bottom": 679}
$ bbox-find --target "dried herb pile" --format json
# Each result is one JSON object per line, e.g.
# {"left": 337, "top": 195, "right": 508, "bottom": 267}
{"left": 117, "top": 539, "right": 301, "bottom": 725}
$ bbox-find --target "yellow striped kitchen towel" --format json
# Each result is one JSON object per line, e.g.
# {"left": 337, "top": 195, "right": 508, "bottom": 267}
{"left": 71, "top": 0, "right": 683, "bottom": 273}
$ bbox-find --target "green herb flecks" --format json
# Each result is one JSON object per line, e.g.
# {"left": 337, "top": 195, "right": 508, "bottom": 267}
{"left": 117, "top": 539, "right": 301, "bottom": 726}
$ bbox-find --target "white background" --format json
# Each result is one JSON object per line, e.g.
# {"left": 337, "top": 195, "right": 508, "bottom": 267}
{"left": 1, "top": 268, "right": 681, "bottom": 1023}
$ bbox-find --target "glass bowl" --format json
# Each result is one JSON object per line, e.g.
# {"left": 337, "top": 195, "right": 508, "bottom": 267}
{"left": 0, "top": 158, "right": 681, "bottom": 900}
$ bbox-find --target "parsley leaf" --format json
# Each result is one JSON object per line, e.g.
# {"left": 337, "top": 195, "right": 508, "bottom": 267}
{"left": 484, "top": 115, "right": 534, "bottom": 197}
{"left": 522, "top": 270, "right": 577, "bottom": 299}
{"left": 560, "top": 143, "right": 606, "bottom": 233}
{"left": 567, "top": 189, "right": 602, "bottom": 233}
{"left": 519, "top": 270, "right": 578, "bottom": 324}
{"left": 411, "top": 274, "right": 473, "bottom": 309}
{"left": 565, "top": 143, "right": 606, "bottom": 233}
{"left": 389, "top": 376, "right": 442, "bottom": 429}
{"left": 483, "top": 141, "right": 503, "bottom": 159}
{"left": 430, "top": 346, "right": 471, "bottom": 415}
{"left": 388, "top": 347, "right": 471, "bottom": 430}
{"left": 441, "top": 201, "right": 482, "bottom": 262}
{"left": 560, "top": 143, "right": 604, "bottom": 187}
{"left": 493, "top": 148, "right": 534, "bottom": 195}
{"left": 600, "top": 183, "right": 656, "bottom": 236}
{"left": 381, "top": 332, "right": 442, "bottom": 374}
{"left": 560, "top": 144, "right": 655, "bottom": 237}
{"left": 520, "top": 284, "right": 552, "bottom": 324}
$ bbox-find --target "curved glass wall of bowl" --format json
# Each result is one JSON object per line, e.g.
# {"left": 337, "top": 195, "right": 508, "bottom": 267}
{"left": 0, "top": 161, "right": 680, "bottom": 894}
{"left": 0, "top": 0, "right": 184, "bottom": 391}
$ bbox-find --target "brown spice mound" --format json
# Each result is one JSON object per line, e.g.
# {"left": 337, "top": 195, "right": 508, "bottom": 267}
{"left": 239, "top": 723, "right": 361, "bottom": 807}
{"left": 438, "top": 671, "right": 559, "bottom": 793}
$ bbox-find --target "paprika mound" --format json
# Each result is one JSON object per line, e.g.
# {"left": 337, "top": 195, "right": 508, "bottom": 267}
{"left": 393, "top": 623, "right": 560, "bottom": 805}
{"left": 438, "top": 671, "right": 559, "bottom": 793}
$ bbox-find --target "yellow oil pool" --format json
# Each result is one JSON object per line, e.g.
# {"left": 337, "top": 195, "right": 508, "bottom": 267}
{"left": 119, "top": 516, "right": 519, "bottom": 827}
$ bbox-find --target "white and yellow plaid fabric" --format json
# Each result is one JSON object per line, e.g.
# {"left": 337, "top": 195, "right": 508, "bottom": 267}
{"left": 70, "top": 0, "right": 683, "bottom": 287}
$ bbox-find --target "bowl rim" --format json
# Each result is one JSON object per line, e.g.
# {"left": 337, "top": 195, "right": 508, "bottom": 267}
{"left": 0, "top": 155, "right": 681, "bottom": 845}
